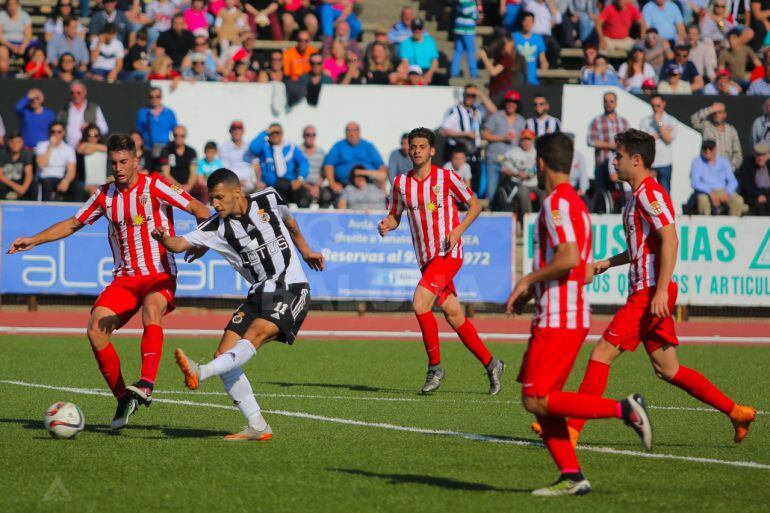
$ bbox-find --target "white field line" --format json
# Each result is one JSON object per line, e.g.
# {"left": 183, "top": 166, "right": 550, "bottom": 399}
{"left": 1, "top": 326, "right": 770, "bottom": 344}
{"left": 2, "top": 379, "right": 768, "bottom": 471}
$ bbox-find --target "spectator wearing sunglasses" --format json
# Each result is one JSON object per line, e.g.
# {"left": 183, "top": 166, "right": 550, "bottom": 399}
{"left": 36, "top": 121, "right": 84, "bottom": 202}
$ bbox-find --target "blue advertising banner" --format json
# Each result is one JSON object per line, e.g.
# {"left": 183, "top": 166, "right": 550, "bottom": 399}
{"left": 0, "top": 204, "right": 514, "bottom": 303}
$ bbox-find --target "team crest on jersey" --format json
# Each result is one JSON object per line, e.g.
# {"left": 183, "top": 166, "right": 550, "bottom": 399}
{"left": 139, "top": 193, "right": 150, "bottom": 205}
{"left": 650, "top": 200, "right": 662, "bottom": 215}
{"left": 132, "top": 214, "right": 146, "bottom": 226}
{"left": 432, "top": 185, "right": 441, "bottom": 195}
{"left": 551, "top": 209, "right": 562, "bottom": 226}
{"left": 232, "top": 311, "right": 245, "bottom": 324}
{"left": 170, "top": 184, "right": 184, "bottom": 194}
{"left": 257, "top": 209, "right": 271, "bottom": 223}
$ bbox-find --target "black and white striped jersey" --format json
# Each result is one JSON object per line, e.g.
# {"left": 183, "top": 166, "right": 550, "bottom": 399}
{"left": 182, "top": 187, "right": 308, "bottom": 292}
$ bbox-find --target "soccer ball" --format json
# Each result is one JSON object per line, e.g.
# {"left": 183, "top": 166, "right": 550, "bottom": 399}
{"left": 44, "top": 402, "right": 85, "bottom": 439}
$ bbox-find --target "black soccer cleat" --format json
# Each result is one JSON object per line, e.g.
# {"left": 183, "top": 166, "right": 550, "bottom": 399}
{"left": 621, "top": 393, "right": 653, "bottom": 450}
{"left": 110, "top": 393, "right": 137, "bottom": 431}
{"left": 126, "top": 379, "right": 154, "bottom": 407}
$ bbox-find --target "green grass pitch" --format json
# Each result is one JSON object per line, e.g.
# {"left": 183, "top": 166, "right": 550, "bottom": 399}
{"left": 1, "top": 335, "right": 768, "bottom": 512}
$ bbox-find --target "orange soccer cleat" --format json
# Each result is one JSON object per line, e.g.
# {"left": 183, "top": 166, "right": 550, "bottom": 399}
{"left": 223, "top": 425, "right": 274, "bottom": 442}
{"left": 530, "top": 422, "right": 580, "bottom": 448}
{"left": 174, "top": 348, "right": 200, "bottom": 390}
{"left": 729, "top": 405, "right": 757, "bottom": 443}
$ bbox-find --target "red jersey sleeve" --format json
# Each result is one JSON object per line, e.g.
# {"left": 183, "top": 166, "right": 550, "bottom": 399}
{"left": 75, "top": 187, "right": 105, "bottom": 225}
{"left": 543, "top": 195, "right": 577, "bottom": 247}
{"left": 152, "top": 176, "right": 193, "bottom": 209}
{"left": 447, "top": 169, "right": 473, "bottom": 204}
{"left": 388, "top": 176, "right": 405, "bottom": 216}
{"left": 638, "top": 186, "right": 675, "bottom": 231}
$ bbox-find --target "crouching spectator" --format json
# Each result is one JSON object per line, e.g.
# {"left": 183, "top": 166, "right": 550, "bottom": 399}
{"left": 689, "top": 139, "right": 746, "bottom": 216}
{"left": 337, "top": 165, "right": 387, "bottom": 210}
{"left": 738, "top": 142, "right": 770, "bottom": 215}
{"left": 249, "top": 123, "right": 311, "bottom": 206}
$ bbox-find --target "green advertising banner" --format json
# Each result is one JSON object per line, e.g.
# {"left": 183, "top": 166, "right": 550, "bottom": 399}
{"left": 523, "top": 214, "right": 770, "bottom": 306}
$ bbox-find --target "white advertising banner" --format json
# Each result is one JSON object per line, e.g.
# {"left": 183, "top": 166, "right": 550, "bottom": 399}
{"left": 523, "top": 214, "right": 770, "bottom": 306}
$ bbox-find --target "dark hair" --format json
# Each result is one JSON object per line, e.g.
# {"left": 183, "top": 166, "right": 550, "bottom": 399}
{"left": 727, "top": 28, "right": 742, "bottom": 39}
{"left": 81, "top": 123, "right": 101, "bottom": 143}
{"left": 521, "top": 11, "right": 535, "bottom": 21}
{"left": 615, "top": 129, "right": 656, "bottom": 168}
{"left": 204, "top": 141, "right": 217, "bottom": 151}
{"left": 129, "top": 129, "right": 145, "bottom": 151}
{"left": 349, "top": 164, "right": 367, "bottom": 184}
{"left": 450, "top": 147, "right": 467, "bottom": 157}
{"left": 407, "top": 127, "right": 435, "bottom": 147}
{"left": 102, "top": 22, "right": 117, "bottom": 34}
{"left": 5, "top": 130, "right": 22, "bottom": 142}
{"left": 207, "top": 168, "right": 240, "bottom": 190}
{"left": 701, "top": 139, "right": 717, "bottom": 151}
{"left": 49, "top": 121, "right": 64, "bottom": 133}
{"left": 107, "top": 133, "right": 137, "bottom": 155}
{"left": 58, "top": 52, "right": 75, "bottom": 68}
{"left": 535, "top": 132, "right": 573, "bottom": 174}
{"left": 136, "top": 27, "right": 148, "bottom": 40}
{"left": 400, "top": 132, "right": 409, "bottom": 140}
{"left": 650, "top": 94, "right": 665, "bottom": 103}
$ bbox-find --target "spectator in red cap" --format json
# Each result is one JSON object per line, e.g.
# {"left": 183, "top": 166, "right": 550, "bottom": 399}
{"left": 641, "top": 77, "right": 658, "bottom": 93}
{"left": 703, "top": 68, "right": 741, "bottom": 95}
{"left": 482, "top": 89, "right": 525, "bottom": 199}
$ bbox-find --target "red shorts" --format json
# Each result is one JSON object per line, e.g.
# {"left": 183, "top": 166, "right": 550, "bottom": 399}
{"left": 418, "top": 256, "right": 462, "bottom": 305}
{"left": 94, "top": 273, "right": 177, "bottom": 324}
{"left": 603, "top": 281, "right": 679, "bottom": 354}
{"left": 517, "top": 327, "right": 589, "bottom": 397}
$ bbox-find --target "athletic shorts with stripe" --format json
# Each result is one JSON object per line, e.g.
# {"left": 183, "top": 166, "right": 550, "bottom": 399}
{"left": 226, "top": 283, "right": 310, "bottom": 345}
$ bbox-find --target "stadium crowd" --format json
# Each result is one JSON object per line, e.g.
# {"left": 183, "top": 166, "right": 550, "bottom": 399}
{"left": 0, "top": 0, "right": 769, "bottom": 216}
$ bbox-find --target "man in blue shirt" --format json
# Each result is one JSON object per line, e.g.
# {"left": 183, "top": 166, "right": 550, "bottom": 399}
{"left": 690, "top": 140, "right": 746, "bottom": 216}
{"left": 642, "top": 0, "right": 685, "bottom": 43}
{"left": 248, "top": 123, "right": 310, "bottom": 206}
{"left": 135, "top": 87, "right": 177, "bottom": 169}
{"left": 14, "top": 89, "right": 55, "bottom": 148}
{"left": 323, "top": 122, "right": 387, "bottom": 199}
{"left": 513, "top": 12, "right": 547, "bottom": 85}
{"left": 388, "top": 6, "right": 414, "bottom": 46}
{"left": 398, "top": 18, "right": 439, "bottom": 85}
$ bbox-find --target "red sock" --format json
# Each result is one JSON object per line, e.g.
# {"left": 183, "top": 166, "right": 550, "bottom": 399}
{"left": 538, "top": 415, "right": 580, "bottom": 473}
{"left": 568, "top": 360, "right": 611, "bottom": 433}
{"left": 669, "top": 366, "right": 735, "bottom": 415}
{"left": 140, "top": 324, "right": 164, "bottom": 384}
{"left": 547, "top": 391, "right": 621, "bottom": 419}
{"left": 415, "top": 312, "right": 441, "bottom": 366}
{"left": 454, "top": 319, "right": 492, "bottom": 367}
{"left": 93, "top": 343, "right": 125, "bottom": 397}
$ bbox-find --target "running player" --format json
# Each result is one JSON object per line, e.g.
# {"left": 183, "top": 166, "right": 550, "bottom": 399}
{"left": 536, "top": 129, "right": 756, "bottom": 446}
{"left": 378, "top": 127, "right": 504, "bottom": 395}
{"left": 7, "top": 133, "right": 211, "bottom": 430}
{"left": 151, "top": 168, "right": 324, "bottom": 441}
{"left": 506, "top": 132, "right": 652, "bottom": 497}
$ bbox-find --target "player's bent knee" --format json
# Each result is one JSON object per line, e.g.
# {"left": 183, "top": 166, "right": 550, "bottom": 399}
{"left": 521, "top": 395, "right": 547, "bottom": 416}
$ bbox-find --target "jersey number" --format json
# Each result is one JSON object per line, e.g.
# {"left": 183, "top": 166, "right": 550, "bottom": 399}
{"left": 271, "top": 302, "right": 288, "bottom": 319}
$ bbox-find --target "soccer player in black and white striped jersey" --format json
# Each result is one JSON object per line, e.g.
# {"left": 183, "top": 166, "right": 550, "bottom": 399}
{"left": 525, "top": 95, "right": 561, "bottom": 137}
{"left": 152, "top": 168, "right": 324, "bottom": 441}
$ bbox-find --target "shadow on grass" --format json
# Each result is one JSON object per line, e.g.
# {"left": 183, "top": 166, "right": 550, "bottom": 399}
{"left": 263, "top": 381, "right": 412, "bottom": 394}
{"left": 0, "top": 418, "right": 229, "bottom": 439}
{"left": 331, "top": 468, "right": 530, "bottom": 493}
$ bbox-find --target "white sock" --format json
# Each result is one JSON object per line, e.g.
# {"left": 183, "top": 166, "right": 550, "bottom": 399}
{"left": 221, "top": 367, "right": 266, "bottom": 430}
{"left": 200, "top": 339, "right": 256, "bottom": 381}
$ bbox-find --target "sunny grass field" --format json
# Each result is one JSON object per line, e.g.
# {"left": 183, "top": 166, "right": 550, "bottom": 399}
{"left": 1, "top": 335, "right": 768, "bottom": 513}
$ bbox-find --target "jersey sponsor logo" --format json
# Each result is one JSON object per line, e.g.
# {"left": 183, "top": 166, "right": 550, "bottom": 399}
{"left": 240, "top": 234, "right": 289, "bottom": 268}
{"left": 551, "top": 209, "right": 562, "bottom": 226}
{"left": 427, "top": 202, "right": 437, "bottom": 212}
{"left": 132, "top": 214, "right": 146, "bottom": 226}
{"left": 231, "top": 311, "right": 245, "bottom": 324}
{"left": 650, "top": 200, "right": 662, "bottom": 215}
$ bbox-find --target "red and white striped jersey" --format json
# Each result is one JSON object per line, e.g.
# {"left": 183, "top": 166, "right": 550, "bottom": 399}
{"left": 532, "top": 183, "right": 592, "bottom": 329}
{"left": 622, "top": 176, "right": 675, "bottom": 292}
{"left": 76, "top": 174, "right": 193, "bottom": 277}
{"left": 388, "top": 165, "right": 474, "bottom": 268}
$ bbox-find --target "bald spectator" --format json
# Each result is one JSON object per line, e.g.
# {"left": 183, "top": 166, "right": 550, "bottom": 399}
{"left": 323, "top": 122, "right": 387, "bottom": 196}
{"left": 388, "top": 6, "right": 414, "bottom": 46}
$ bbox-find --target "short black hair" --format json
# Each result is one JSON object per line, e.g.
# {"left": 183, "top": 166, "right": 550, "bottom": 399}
{"left": 49, "top": 121, "right": 64, "bottom": 133}
{"left": 5, "top": 130, "right": 22, "bottom": 141}
{"left": 102, "top": 22, "right": 117, "bottom": 34}
{"left": 650, "top": 94, "right": 665, "bottom": 103}
{"left": 615, "top": 129, "right": 656, "bottom": 168}
{"left": 521, "top": 11, "right": 534, "bottom": 21}
{"left": 207, "top": 168, "right": 240, "bottom": 190}
{"left": 204, "top": 141, "right": 217, "bottom": 151}
{"left": 407, "top": 127, "right": 435, "bottom": 147}
{"left": 701, "top": 139, "right": 717, "bottom": 151}
{"left": 535, "top": 132, "right": 573, "bottom": 174}
{"left": 450, "top": 147, "right": 467, "bottom": 157}
{"left": 107, "top": 133, "right": 136, "bottom": 155}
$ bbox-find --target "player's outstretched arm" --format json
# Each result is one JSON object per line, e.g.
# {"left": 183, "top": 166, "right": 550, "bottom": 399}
{"left": 7, "top": 216, "right": 84, "bottom": 254}
{"left": 505, "top": 242, "right": 579, "bottom": 314}
{"left": 283, "top": 213, "right": 324, "bottom": 271}
{"left": 151, "top": 226, "right": 194, "bottom": 254}
{"left": 185, "top": 198, "right": 212, "bottom": 224}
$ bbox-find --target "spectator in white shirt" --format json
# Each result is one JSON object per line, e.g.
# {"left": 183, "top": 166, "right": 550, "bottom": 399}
{"left": 219, "top": 120, "right": 256, "bottom": 192}
{"left": 89, "top": 23, "right": 124, "bottom": 82}
{"left": 443, "top": 148, "right": 472, "bottom": 188}
{"left": 35, "top": 121, "right": 83, "bottom": 201}
{"left": 639, "top": 94, "right": 677, "bottom": 192}
{"left": 57, "top": 81, "right": 108, "bottom": 147}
